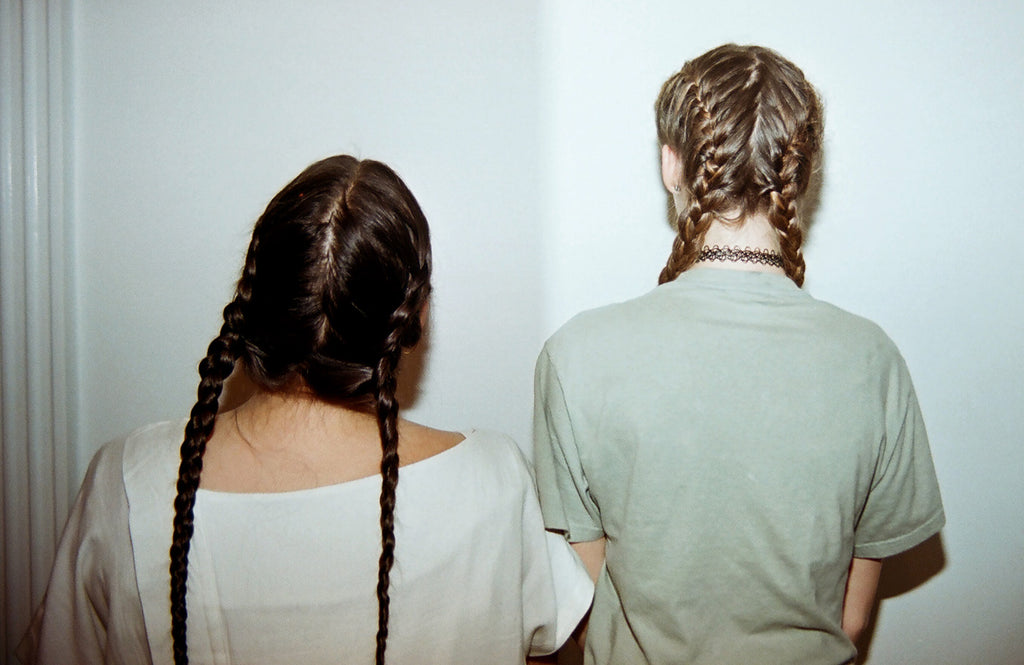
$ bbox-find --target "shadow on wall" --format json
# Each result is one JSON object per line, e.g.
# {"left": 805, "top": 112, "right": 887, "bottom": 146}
{"left": 857, "top": 533, "right": 948, "bottom": 663}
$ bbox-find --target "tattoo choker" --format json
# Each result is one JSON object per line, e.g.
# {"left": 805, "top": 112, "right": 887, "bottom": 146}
{"left": 696, "top": 245, "right": 783, "bottom": 268}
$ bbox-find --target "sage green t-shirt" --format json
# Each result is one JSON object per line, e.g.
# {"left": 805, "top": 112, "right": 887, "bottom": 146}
{"left": 533, "top": 268, "right": 944, "bottom": 665}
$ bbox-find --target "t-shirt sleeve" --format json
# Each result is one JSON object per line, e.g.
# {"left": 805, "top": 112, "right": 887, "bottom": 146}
{"left": 516, "top": 450, "right": 594, "bottom": 657}
{"left": 18, "top": 438, "right": 151, "bottom": 665}
{"left": 853, "top": 354, "right": 945, "bottom": 559}
{"left": 532, "top": 346, "right": 605, "bottom": 543}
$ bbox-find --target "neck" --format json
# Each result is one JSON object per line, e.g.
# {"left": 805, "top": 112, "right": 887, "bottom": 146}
{"left": 233, "top": 389, "right": 378, "bottom": 453}
{"left": 693, "top": 214, "right": 785, "bottom": 275}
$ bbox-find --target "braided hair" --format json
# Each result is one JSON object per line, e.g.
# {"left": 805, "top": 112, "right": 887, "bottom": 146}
{"left": 169, "top": 155, "right": 431, "bottom": 665}
{"left": 655, "top": 44, "right": 823, "bottom": 286}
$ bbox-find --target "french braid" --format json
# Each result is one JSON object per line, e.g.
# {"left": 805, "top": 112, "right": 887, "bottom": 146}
{"left": 659, "top": 89, "right": 723, "bottom": 282}
{"left": 769, "top": 138, "right": 809, "bottom": 286}
{"left": 169, "top": 318, "right": 241, "bottom": 665}
{"left": 372, "top": 272, "right": 428, "bottom": 665}
{"left": 658, "top": 80, "right": 719, "bottom": 283}
{"left": 168, "top": 156, "right": 431, "bottom": 665}
{"left": 170, "top": 227, "right": 261, "bottom": 664}
{"left": 655, "top": 44, "right": 822, "bottom": 285}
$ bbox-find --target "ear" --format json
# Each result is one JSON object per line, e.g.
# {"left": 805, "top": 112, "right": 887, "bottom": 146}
{"left": 661, "top": 144, "right": 683, "bottom": 193}
{"left": 418, "top": 299, "right": 430, "bottom": 332}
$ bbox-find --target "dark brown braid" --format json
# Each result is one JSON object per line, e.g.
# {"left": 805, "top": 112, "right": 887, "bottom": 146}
{"left": 373, "top": 342, "right": 401, "bottom": 665}
{"left": 169, "top": 320, "right": 240, "bottom": 665}
{"left": 170, "top": 222, "right": 262, "bottom": 664}
{"left": 372, "top": 271, "right": 428, "bottom": 664}
{"left": 655, "top": 44, "right": 823, "bottom": 285}
{"left": 168, "top": 156, "right": 431, "bottom": 665}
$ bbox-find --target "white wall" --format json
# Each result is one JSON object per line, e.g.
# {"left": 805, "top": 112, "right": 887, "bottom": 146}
{"left": 537, "top": 1, "right": 1024, "bottom": 663}
{"left": 72, "top": 0, "right": 546, "bottom": 467}
{"left": 69, "top": 1, "right": 1022, "bottom": 663}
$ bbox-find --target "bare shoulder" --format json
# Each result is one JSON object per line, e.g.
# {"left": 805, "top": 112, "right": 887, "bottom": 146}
{"left": 397, "top": 419, "right": 465, "bottom": 464}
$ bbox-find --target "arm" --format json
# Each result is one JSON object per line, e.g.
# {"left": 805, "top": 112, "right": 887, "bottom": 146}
{"left": 570, "top": 537, "right": 606, "bottom": 649}
{"left": 842, "top": 557, "right": 882, "bottom": 644}
{"left": 573, "top": 538, "right": 606, "bottom": 583}
{"left": 523, "top": 536, "right": 603, "bottom": 665}
{"left": 18, "top": 441, "right": 129, "bottom": 664}
{"left": 531, "top": 349, "right": 604, "bottom": 659}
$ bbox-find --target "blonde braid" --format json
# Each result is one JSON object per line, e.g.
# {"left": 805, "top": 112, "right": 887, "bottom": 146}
{"left": 658, "top": 81, "right": 723, "bottom": 284}
{"left": 655, "top": 45, "right": 823, "bottom": 286}
{"left": 768, "top": 138, "right": 807, "bottom": 286}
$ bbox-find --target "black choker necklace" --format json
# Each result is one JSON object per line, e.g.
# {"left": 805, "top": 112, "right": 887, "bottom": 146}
{"left": 696, "top": 245, "right": 783, "bottom": 268}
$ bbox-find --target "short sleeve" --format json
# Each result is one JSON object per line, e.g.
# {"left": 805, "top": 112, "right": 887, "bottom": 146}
{"left": 518, "top": 465, "right": 594, "bottom": 656}
{"left": 18, "top": 438, "right": 152, "bottom": 665}
{"left": 532, "top": 346, "right": 605, "bottom": 543}
{"left": 853, "top": 356, "right": 945, "bottom": 558}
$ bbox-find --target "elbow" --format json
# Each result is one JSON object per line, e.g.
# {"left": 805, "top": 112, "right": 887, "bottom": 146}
{"left": 842, "top": 606, "right": 876, "bottom": 646}
{"left": 842, "top": 617, "right": 867, "bottom": 645}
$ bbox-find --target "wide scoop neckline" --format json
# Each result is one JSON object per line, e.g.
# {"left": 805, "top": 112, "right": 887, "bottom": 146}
{"left": 195, "top": 428, "right": 478, "bottom": 500}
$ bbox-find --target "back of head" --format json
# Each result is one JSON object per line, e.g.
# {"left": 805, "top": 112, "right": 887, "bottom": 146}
{"left": 234, "top": 155, "right": 431, "bottom": 401}
{"left": 169, "top": 155, "right": 431, "bottom": 665}
{"left": 655, "top": 44, "right": 823, "bottom": 285}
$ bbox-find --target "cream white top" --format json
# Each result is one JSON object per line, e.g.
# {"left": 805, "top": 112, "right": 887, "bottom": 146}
{"left": 21, "top": 420, "right": 593, "bottom": 665}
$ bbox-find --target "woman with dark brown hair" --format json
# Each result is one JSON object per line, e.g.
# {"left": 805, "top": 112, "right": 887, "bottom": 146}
{"left": 22, "top": 155, "right": 593, "bottom": 665}
{"left": 533, "top": 45, "right": 944, "bottom": 664}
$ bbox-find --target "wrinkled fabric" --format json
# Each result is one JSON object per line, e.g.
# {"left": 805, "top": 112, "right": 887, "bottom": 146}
{"left": 534, "top": 268, "right": 944, "bottom": 665}
{"left": 23, "top": 421, "right": 593, "bottom": 664}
